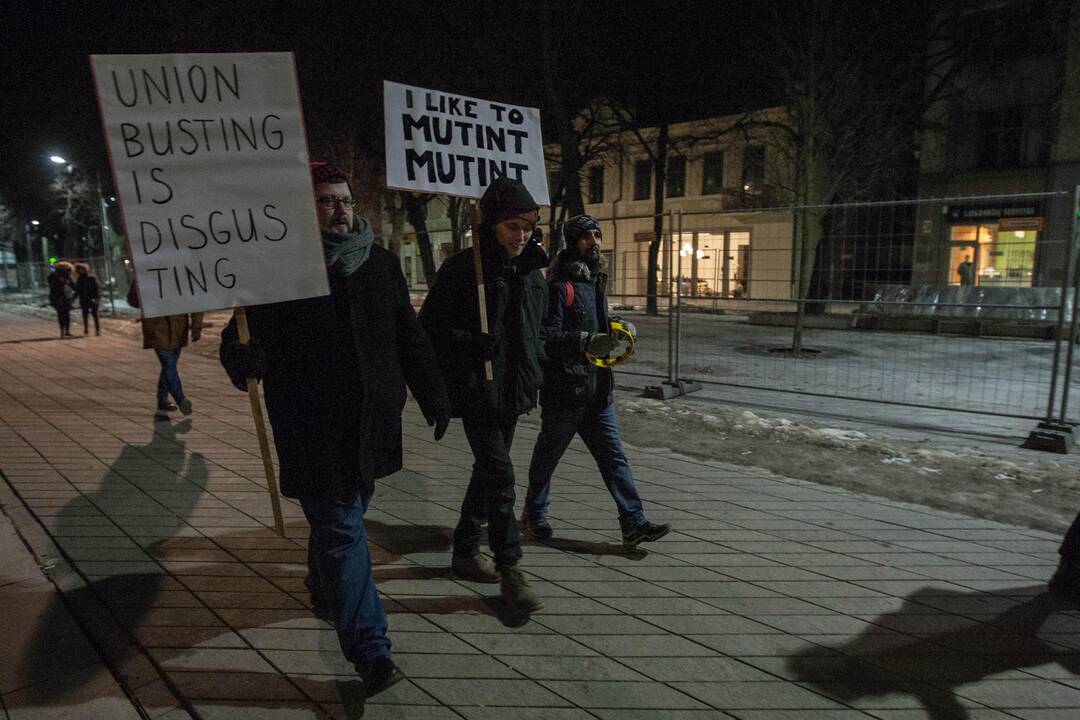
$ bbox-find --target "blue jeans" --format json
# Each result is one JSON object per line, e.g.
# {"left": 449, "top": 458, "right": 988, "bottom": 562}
{"left": 300, "top": 492, "right": 390, "bottom": 665}
{"left": 526, "top": 402, "right": 646, "bottom": 533}
{"left": 453, "top": 414, "right": 523, "bottom": 569}
{"left": 153, "top": 348, "right": 185, "bottom": 404}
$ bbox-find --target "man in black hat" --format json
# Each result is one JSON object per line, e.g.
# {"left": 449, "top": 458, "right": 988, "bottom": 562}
{"left": 219, "top": 162, "right": 451, "bottom": 697}
{"left": 522, "top": 214, "right": 671, "bottom": 549}
{"left": 419, "top": 176, "right": 549, "bottom": 614}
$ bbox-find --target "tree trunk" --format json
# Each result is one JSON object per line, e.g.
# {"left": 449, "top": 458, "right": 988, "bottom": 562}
{"left": 539, "top": 0, "right": 585, "bottom": 219}
{"left": 401, "top": 193, "right": 437, "bottom": 289}
{"left": 645, "top": 123, "right": 669, "bottom": 316}
{"left": 791, "top": 206, "right": 826, "bottom": 354}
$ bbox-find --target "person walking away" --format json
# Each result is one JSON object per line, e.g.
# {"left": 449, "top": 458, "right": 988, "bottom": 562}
{"left": 419, "top": 177, "right": 550, "bottom": 615}
{"left": 219, "top": 162, "right": 451, "bottom": 697}
{"left": 523, "top": 214, "right": 671, "bottom": 550}
{"left": 47, "top": 261, "right": 76, "bottom": 337}
{"left": 75, "top": 263, "right": 101, "bottom": 335}
{"left": 127, "top": 280, "right": 201, "bottom": 419}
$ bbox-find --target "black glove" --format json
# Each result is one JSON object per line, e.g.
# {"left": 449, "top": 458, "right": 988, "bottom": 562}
{"left": 426, "top": 412, "right": 451, "bottom": 441}
{"left": 472, "top": 331, "right": 497, "bottom": 360}
{"left": 586, "top": 333, "right": 619, "bottom": 357}
{"left": 228, "top": 339, "right": 268, "bottom": 390}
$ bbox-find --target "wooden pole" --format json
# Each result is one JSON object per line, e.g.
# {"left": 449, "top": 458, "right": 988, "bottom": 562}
{"left": 468, "top": 201, "right": 494, "bottom": 381}
{"left": 233, "top": 306, "right": 286, "bottom": 536}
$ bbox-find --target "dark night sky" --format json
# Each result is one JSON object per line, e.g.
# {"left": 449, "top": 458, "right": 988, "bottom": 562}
{"left": 0, "top": 0, "right": 823, "bottom": 218}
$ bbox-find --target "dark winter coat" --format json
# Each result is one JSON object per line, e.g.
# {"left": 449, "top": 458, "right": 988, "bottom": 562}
{"left": 76, "top": 274, "right": 100, "bottom": 308}
{"left": 419, "top": 228, "right": 549, "bottom": 420}
{"left": 219, "top": 244, "right": 450, "bottom": 501}
{"left": 47, "top": 270, "right": 75, "bottom": 310}
{"left": 540, "top": 248, "right": 613, "bottom": 409}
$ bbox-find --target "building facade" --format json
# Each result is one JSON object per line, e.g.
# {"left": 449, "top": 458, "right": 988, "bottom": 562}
{"left": 914, "top": 0, "right": 1080, "bottom": 290}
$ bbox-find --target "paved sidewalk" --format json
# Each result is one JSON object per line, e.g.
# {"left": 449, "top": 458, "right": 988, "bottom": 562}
{"left": 2, "top": 306, "right": 1079, "bottom": 719}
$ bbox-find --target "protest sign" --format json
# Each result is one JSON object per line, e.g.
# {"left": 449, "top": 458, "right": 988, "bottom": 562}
{"left": 383, "top": 80, "right": 550, "bottom": 205}
{"left": 91, "top": 52, "right": 328, "bottom": 318}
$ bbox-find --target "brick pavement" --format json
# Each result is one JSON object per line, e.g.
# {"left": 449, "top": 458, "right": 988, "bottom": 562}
{"left": 1, "top": 306, "right": 1079, "bottom": 719}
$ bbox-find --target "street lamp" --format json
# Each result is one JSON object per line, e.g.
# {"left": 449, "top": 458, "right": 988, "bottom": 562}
{"left": 49, "top": 155, "right": 67, "bottom": 165}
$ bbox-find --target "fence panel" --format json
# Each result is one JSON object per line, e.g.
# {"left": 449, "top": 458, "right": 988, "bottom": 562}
{"left": 586, "top": 192, "right": 1078, "bottom": 421}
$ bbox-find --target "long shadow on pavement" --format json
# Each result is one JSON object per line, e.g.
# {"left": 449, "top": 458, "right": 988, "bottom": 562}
{"left": 787, "top": 585, "right": 1080, "bottom": 719}
{"left": 10, "top": 456, "right": 534, "bottom": 717}
{"left": 10, "top": 419, "right": 207, "bottom": 715}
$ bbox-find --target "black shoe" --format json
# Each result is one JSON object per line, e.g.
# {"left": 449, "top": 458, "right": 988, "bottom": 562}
{"left": 157, "top": 400, "right": 178, "bottom": 411}
{"left": 622, "top": 521, "right": 671, "bottom": 550}
{"left": 520, "top": 512, "right": 554, "bottom": 541}
{"left": 357, "top": 656, "right": 405, "bottom": 698}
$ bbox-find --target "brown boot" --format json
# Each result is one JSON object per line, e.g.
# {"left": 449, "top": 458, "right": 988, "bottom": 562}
{"left": 500, "top": 565, "right": 543, "bottom": 614}
{"left": 451, "top": 553, "right": 499, "bottom": 583}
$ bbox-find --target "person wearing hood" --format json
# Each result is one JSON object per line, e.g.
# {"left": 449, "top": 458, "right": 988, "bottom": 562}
{"left": 522, "top": 215, "right": 671, "bottom": 550}
{"left": 418, "top": 177, "right": 549, "bottom": 615}
{"left": 218, "top": 162, "right": 451, "bottom": 698}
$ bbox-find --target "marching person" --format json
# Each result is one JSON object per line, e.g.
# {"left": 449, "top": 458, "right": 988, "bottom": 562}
{"left": 126, "top": 279, "right": 201, "bottom": 419}
{"left": 219, "top": 162, "right": 451, "bottom": 698}
{"left": 523, "top": 214, "right": 671, "bottom": 550}
{"left": 75, "top": 263, "right": 101, "bottom": 335}
{"left": 418, "top": 177, "right": 549, "bottom": 615}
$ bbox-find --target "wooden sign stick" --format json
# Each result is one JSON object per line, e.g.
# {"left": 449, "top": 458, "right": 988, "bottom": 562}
{"left": 468, "top": 200, "right": 494, "bottom": 381}
{"left": 232, "top": 306, "right": 286, "bottom": 536}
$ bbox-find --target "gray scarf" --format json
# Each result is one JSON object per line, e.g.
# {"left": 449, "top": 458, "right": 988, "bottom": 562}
{"left": 322, "top": 217, "right": 375, "bottom": 276}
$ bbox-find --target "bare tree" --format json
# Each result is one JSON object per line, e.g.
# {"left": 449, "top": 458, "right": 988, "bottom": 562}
{"left": 48, "top": 167, "right": 99, "bottom": 258}
{"left": 400, "top": 192, "right": 438, "bottom": 289}
{"left": 747, "top": 0, "right": 926, "bottom": 352}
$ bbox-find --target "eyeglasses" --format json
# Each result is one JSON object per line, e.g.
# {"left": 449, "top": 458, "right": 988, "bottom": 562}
{"left": 317, "top": 196, "right": 358, "bottom": 209}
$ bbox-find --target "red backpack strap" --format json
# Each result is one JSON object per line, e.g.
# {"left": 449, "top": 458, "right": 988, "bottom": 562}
{"left": 563, "top": 280, "right": 574, "bottom": 309}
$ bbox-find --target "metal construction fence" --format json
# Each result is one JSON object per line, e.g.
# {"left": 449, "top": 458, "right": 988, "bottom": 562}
{"left": 400, "top": 189, "right": 1079, "bottom": 425}
{"left": 4, "top": 190, "right": 1078, "bottom": 428}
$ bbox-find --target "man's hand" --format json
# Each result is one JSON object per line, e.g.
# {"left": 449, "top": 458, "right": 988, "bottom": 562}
{"left": 228, "top": 339, "right": 268, "bottom": 390}
{"left": 586, "top": 333, "right": 619, "bottom": 357}
{"left": 472, "top": 331, "right": 497, "bottom": 360}
{"left": 426, "top": 413, "right": 451, "bottom": 441}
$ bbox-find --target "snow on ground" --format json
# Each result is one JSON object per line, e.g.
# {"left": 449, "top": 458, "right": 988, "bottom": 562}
{"left": 600, "top": 392, "right": 1080, "bottom": 535}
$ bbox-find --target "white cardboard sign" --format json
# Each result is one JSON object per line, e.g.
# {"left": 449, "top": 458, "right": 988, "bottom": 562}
{"left": 383, "top": 80, "right": 550, "bottom": 205}
{"left": 91, "top": 52, "right": 329, "bottom": 318}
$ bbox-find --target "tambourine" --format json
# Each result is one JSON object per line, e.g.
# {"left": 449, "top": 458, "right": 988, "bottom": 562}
{"left": 585, "top": 316, "right": 637, "bottom": 367}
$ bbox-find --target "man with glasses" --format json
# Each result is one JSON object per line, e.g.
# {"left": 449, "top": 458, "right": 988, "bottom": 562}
{"left": 219, "top": 162, "right": 451, "bottom": 697}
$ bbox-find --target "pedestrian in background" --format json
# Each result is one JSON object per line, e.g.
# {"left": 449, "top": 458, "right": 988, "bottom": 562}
{"left": 523, "top": 214, "right": 671, "bottom": 550}
{"left": 75, "top": 263, "right": 101, "bottom": 336}
{"left": 419, "top": 177, "right": 550, "bottom": 615}
{"left": 127, "top": 280, "right": 201, "bottom": 419}
{"left": 47, "top": 261, "right": 76, "bottom": 338}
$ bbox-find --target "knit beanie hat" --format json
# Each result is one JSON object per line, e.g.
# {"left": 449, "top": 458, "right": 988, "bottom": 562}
{"left": 563, "top": 214, "right": 601, "bottom": 248}
{"left": 310, "top": 162, "right": 351, "bottom": 189}
{"left": 479, "top": 177, "right": 539, "bottom": 225}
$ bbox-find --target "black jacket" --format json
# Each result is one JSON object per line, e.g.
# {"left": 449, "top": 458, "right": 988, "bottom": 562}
{"left": 541, "top": 248, "right": 613, "bottom": 408}
{"left": 219, "top": 244, "right": 450, "bottom": 501}
{"left": 419, "top": 228, "right": 549, "bottom": 419}
{"left": 75, "top": 274, "right": 99, "bottom": 308}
